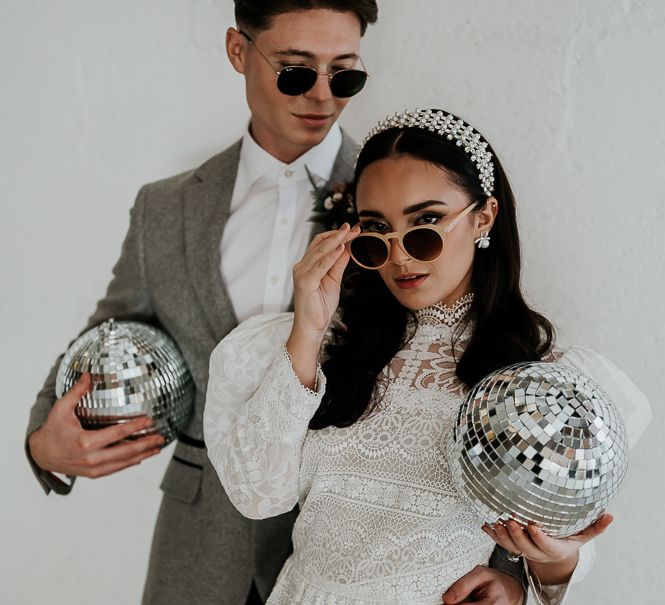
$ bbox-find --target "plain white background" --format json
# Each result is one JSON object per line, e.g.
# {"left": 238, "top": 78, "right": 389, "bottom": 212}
{"left": 1, "top": 1, "right": 663, "bottom": 603}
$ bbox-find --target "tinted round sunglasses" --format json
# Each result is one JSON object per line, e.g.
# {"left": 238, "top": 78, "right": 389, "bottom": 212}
{"left": 239, "top": 30, "right": 369, "bottom": 98}
{"left": 349, "top": 203, "right": 479, "bottom": 270}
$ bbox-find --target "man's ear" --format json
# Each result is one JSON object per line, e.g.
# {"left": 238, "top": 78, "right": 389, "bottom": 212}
{"left": 226, "top": 27, "right": 248, "bottom": 75}
{"left": 474, "top": 197, "right": 498, "bottom": 237}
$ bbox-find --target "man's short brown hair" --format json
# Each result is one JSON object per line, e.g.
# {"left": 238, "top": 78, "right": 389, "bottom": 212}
{"left": 234, "top": 0, "right": 378, "bottom": 36}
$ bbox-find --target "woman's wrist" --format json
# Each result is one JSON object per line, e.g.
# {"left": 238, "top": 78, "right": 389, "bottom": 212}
{"left": 526, "top": 551, "right": 579, "bottom": 586}
{"left": 286, "top": 326, "right": 325, "bottom": 391}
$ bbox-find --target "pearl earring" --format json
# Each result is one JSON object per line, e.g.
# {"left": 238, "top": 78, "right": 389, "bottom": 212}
{"left": 474, "top": 230, "right": 491, "bottom": 249}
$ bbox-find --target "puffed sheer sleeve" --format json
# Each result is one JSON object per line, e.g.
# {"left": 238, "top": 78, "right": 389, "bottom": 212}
{"left": 203, "top": 312, "right": 326, "bottom": 520}
{"left": 559, "top": 346, "right": 651, "bottom": 448}
{"left": 527, "top": 346, "right": 652, "bottom": 605}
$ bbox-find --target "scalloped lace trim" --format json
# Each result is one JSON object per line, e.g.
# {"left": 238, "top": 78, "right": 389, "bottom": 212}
{"left": 414, "top": 292, "right": 475, "bottom": 327}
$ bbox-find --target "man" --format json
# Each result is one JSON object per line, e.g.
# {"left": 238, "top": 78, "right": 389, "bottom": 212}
{"left": 25, "top": 2, "right": 526, "bottom": 603}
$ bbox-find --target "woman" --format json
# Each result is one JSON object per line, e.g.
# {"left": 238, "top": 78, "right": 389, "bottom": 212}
{"left": 204, "top": 109, "right": 650, "bottom": 604}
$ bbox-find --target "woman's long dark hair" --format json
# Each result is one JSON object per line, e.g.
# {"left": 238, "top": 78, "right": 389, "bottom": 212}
{"left": 309, "top": 113, "right": 554, "bottom": 430}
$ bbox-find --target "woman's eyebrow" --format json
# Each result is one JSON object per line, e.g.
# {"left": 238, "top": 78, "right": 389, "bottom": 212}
{"left": 403, "top": 200, "right": 447, "bottom": 215}
{"left": 358, "top": 201, "right": 448, "bottom": 219}
{"left": 357, "top": 210, "right": 384, "bottom": 218}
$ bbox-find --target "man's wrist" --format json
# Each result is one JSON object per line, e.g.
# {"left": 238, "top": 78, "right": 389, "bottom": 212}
{"left": 488, "top": 545, "right": 528, "bottom": 604}
{"left": 27, "top": 428, "right": 46, "bottom": 468}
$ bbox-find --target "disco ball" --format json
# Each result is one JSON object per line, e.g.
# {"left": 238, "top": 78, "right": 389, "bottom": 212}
{"left": 55, "top": 319, "right": 194, "bottom": 446}
{"left": 448, "top": 362, "right": 628, "bottom": 537}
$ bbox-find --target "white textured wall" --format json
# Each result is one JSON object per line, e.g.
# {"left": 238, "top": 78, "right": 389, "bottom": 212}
{"left": 1, "top": 1, "right": 663, "bottom": 603}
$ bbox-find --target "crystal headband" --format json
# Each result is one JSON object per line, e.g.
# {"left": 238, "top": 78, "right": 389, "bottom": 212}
{"left": 361, "top": 109, "right": 495, "bottom": 196}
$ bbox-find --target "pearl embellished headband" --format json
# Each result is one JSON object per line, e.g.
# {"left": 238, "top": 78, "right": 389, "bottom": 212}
{"left": 362, "top": 109, "right": 495, "bottom": 196}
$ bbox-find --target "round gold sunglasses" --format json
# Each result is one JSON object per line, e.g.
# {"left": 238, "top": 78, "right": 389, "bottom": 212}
{"left": 348, "top": 202, "right": 478, "bottom": 270}
{"left": 239, "top": 30, "right": 369, "bottom": 98}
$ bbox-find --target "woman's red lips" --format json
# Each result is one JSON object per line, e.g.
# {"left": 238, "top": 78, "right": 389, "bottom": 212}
{"left": 395, "top": 273, "right": 426, "bottom": 280}
{"left": 394, "top": 273, "right": 428, "bottom": 289}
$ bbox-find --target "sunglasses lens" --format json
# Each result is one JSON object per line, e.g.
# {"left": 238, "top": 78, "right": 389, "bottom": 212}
{"left": 403, "top": 228, "right": 444, "bottom": 261}
{"left": 350, "top": 237, "right": 389, "bottom": 268}
{"left": 330, "top": 70, "right": 368, "bottom": 98}
{"left": 277, "top": 67, "right": 318, "bottom": 95}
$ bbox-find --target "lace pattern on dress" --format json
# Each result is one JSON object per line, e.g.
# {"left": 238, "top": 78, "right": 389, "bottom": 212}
{"left": 284, "top": 295, "right": 495, "bottom": 601}
{"left": 414, "top": 292, "right": 474, "bottom": 327}
{"left": 205, "top": 305, "right": 591, "bottom": 604}
{"left": 385, "top": 294, "right": 474, "bottom": 396}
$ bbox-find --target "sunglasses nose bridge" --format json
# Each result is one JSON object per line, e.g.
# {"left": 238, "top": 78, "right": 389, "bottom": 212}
{"left": 385, "top": 234, "right": 411, "bottom": 265}
{"left": 304, "top": 71, "right": 335, "bottom": 100}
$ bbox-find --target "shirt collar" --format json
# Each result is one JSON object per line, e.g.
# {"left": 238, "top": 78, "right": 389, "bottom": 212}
{"left": 235, "top": 122, "right": 342, "bottom": 198}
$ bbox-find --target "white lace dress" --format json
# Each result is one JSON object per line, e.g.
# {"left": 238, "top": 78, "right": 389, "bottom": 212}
{"left": 204, "top": 298, "right": 651, "bottom": 605}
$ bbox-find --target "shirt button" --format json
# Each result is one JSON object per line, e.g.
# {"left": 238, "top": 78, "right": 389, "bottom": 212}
{"left": 284, "top": 168, "right": 294, "bottom": 178}
{"left": 270, "top": 275, "right": 279, "bottom": 285}
{"left": 280, "top": 217, "right": 288, "bottom": 225}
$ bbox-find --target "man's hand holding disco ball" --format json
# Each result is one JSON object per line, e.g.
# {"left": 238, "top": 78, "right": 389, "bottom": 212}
{"left": 29, "top": 320, "right": 194, "bottom": 480}
{"left": 28, "top": 373, "right": 164, "bottom": 479}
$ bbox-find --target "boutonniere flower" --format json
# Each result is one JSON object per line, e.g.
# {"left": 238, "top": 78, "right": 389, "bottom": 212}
{"left": 306, "top": 166, "right": 357, "bottom": 231}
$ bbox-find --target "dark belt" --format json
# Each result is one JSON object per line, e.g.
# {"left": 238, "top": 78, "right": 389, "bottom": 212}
{"left": 171, "top": 434, "right": 207, "bottom": 470}
{"left": 178, "top": 433, "right": 206, "bottom": 449}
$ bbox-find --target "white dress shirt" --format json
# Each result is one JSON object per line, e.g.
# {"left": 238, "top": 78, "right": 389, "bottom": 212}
{"left": 220, "top": 124, "right": 342, "bottom": 323}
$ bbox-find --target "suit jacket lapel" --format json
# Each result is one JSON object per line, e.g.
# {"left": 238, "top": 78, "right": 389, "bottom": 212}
{"left": 183, "top": 141, "right": 241, "bottom": 342}
{"left": 329, "top": 129, "right": 358, "bottom": 185}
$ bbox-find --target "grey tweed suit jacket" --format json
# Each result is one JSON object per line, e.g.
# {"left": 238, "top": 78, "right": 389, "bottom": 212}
{"left": 26, "top": 131, "right": 358, "bottom": 604}
{"left": 26, "top": 131, "right": 526, "bottom": 604}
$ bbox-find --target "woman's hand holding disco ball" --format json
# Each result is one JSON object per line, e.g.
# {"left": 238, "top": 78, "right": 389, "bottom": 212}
{"left": 28, "top": 373, "right": 165, "bottom": 479}
{"left": 482, "top": 514, "right": 614, "bottom": 584}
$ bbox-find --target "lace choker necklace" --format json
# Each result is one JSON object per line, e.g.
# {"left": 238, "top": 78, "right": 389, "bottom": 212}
{"left": 415, "top": 293, "right": 475, "bottom": 327}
